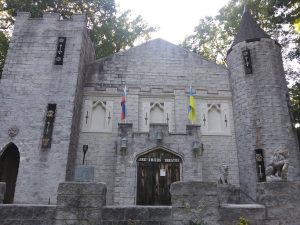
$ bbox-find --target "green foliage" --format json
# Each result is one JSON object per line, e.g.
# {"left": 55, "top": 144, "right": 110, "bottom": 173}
{"left": 91, "top": 10, "right": 157, "bottom": 58}
{"left": 0, "top": 31, "right": 9, "bottom": 78}
{"left": 290, "top": 82, "right": 300, "bottom": 125}
{"left": 0, "top": 0, "right": 157, "bottom": 65}
{"left": 182, "top": 0, "right": 300, "bottom": 76}
{"left": 289, "top": 82, "right": 300, "bottom": 147}
{"left": 237, "top": 216, "right": 249, "bottom": 225}
{"left": 181, "top": 16, "right": 229, "bottom": 65}
{"left": 181, "top": 200, "right": 206, "bottom": 225}
{"left": 183, "top": 0, "right": 300, "bottom": 127}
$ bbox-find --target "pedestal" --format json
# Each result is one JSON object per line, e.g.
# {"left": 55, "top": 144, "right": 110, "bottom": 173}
{"left": 74, "top": 165, "right": 94, "bottom": 182}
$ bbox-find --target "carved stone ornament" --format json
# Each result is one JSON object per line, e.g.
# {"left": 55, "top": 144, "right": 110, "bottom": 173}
{"left": 8, "top": 126, "right": 19, "bottom": 138}
{"left": 266, "top": 149, "right": 289, "bottom": 181}
{"left": 218, "top": 164, "right": 229, "bottom": 184}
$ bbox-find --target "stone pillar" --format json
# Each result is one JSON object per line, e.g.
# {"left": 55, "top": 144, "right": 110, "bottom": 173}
{"left": 170, "top": 181, "right": 220, "bottom": 225}
{"left": 74, "top": 165, "right": 94, "bottom": 182}
{"left": 174, "top": 89, "right": 187, "bottom": 133}
{"left": 257, "top": 181, "right": 300, "bottom": 225}
{"left": 55, "top": 182, "right": 106, "bottom": 225}
{"left": 186, "top": 125, "right": 204, "bottom": 180}
{"left": 0, "top": 182, "right": 5, "bottom": 203}
{"left": 217, "top": 184, "right": 240, "bottom": 204}
{"left": 113, "top": 123, "right": 133, "bottom": 205}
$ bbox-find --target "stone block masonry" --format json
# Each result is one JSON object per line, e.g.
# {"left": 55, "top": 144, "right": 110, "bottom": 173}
{"left": 0, "top": 204, "right": 56, "bottom": 225}
{"left": 257, "top": 181, "right": 300, "bottom": 225}
{"left": 0, "top": 181, "right": 299, "bottom": 224}
{"left": 55, "top": 182, "right": 106, "bottom": 225}
{"left": 80, "top": 39, "right": 240, "bottom": 205}
{"left": 227, "top": 38, "right": 300, "bottom": 201}
{"left": 0, "top": 12, "right": 95, "bottom": 204}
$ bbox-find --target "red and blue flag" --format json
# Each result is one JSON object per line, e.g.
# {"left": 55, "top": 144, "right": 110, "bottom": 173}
{"left": 121, "top": 86, "right": 127, "bottom": 120}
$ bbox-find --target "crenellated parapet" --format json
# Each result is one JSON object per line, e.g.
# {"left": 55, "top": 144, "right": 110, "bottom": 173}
{"left": 15, "top": 11, "right": 87, "bottom": 22}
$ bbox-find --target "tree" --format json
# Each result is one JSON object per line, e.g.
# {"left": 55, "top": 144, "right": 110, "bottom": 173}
{"left": 182, "top": 0, "right": 300, "bottom": 75}
{"left": 181, "top": 16, "right": 229, "bottom": 65}
{"left": 0, "top": 0, "right": 157, "bottom": 60}
{"left": 0, "top": 31, "right": 8, "bottom": 78}
{"left": 290, "top": 82, "right": 300, "bottom": 143}
{"left": 91, "top": 10, "right": 157, "bottom": 58}
{"left": 183, "top": 0, "right": 300, "bottom": 145}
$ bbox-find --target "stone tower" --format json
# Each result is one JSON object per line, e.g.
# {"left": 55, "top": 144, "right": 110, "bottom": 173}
{"left": 227, "top": 7, "right": 300, "bottom": 200}
{"left": 0, "top": 12, "right": 94, "bottom": 203}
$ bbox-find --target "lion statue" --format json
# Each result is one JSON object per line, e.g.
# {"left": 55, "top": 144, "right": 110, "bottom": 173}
{"left": 266, "top": 149, "right": 289, "bottom": 181}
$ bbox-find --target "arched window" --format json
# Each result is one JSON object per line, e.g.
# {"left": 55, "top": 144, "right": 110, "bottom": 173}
{"left": 208, "top": 104, "right": 222, "bottom": 131}
{"left": 150, "top": 103, "right": 164, "bottom": 124}
{"left": 91, "top": 101, "right": 106, "bottom": 130}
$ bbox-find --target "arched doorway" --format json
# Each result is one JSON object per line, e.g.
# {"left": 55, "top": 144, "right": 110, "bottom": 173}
{"left": 0, "top": 143, "right": 20, "bottom": 204}
{"left": 136, "top": 148, "right": 182, "bottom": 205}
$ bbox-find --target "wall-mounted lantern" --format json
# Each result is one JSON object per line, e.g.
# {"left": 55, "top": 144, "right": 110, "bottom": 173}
{"left": 120, "top": 137, "right": 128, "bottom": 152}
{"left": 155, "top": 130, "right": 163, "bottom": 141}
{"left": 192, "top": 140, "right": 200, "bottom": 152}
{"left": 192, "top": 141, "right": 204, "bottom": 155}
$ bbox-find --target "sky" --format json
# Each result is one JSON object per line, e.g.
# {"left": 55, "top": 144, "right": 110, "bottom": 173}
{"left": 115, "top": 0, "right": 230, "bottom": 45}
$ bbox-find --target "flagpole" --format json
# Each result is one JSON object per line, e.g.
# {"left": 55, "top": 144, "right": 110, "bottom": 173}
{"left": 191, "top": 85, "right": 194, "bottom": 125}
{"left": 125, "top": 85, "right": 127, "bottom": 123}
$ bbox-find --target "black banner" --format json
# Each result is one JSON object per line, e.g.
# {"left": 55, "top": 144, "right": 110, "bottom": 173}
{"left": 54, "top": 37, "right": 66, "bottom": 65}
{"left": 242, "top": 49, "right": 252, "bottom": 74}
{"left": 255, "top": 149, "right": 266, "bottom": 182}
{"left": 42, "top": 104, "right": 56, "bottom": 148}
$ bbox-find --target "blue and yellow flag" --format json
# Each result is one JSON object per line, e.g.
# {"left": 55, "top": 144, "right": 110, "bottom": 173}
{"left": 188, "top": 86, "right": 196, "bottom": 123}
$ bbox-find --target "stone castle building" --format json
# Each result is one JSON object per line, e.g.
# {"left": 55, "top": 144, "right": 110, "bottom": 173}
{"left": 0, "top": 6, "right": 299, "bottom": 213}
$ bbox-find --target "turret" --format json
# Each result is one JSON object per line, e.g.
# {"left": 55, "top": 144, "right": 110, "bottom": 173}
{"left": 227, "top": 7, "right": 300, "bottom": 200}
{"left": 0, "top": 12, "right": 95, "bottom": 204}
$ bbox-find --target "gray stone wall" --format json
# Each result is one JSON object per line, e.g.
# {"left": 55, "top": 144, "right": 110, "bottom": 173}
{"left": 78, "top": 39, "right": 240, "bottom": 205}
{"left": 65, "top": 24, "right": 95, "bottom": 181}
{"left": 0, "top": 181, "right": 299, "bottom": 225}
{"left": 0, "top": 12, "right": 94, "bottom": 204}
{"left": 171, "top": 181, "right": 220, "bottom": 225}
{"left": 55, "top": 182, "right": 106, "bottom": 225}
{"left": 0, "top": 204, "right": 56, "bottom": 225}
{"left": 257, "top": 181, "right": 300, "bottom": 225}
{"left": 227, "top": 38, "right": 300, "bottom": 200}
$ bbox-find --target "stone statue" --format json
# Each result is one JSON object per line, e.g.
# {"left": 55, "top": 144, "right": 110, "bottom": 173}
{"left": 218, "top": 164, "right": 229, "bottom": 184}
{"left": 266, "top": 149, "right": 289, "bottom": 181}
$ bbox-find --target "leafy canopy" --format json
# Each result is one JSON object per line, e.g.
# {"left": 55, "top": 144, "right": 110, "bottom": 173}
{"left": 0, "top": 0, "right": 157, "bottom": 59}
{"left": 182, "top": 0, "right": 300, "bottom": 73}
{"left": 182, "top": 0, "right": 300, "bottom": 139}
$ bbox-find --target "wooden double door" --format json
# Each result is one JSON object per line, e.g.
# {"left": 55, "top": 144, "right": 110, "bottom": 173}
{"left": 136, "top": 149, "right": 181, "bottom": 205}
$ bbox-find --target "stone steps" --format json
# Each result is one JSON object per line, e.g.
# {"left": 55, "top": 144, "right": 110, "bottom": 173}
{"left": 219, "top": 203, "right": 266, "bottom": 225}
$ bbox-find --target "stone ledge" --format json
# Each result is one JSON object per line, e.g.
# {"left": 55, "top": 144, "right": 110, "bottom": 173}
{"left": 57, "top": 182, "right": 107, "bottom": 195}
{"left": 219, "top": 204, "right": 266, "bottom": 221}
{"left": 220, "top": 204, "right": 265, "bottom": 209}
{"left": 171, "top": 181, "right": 217, "bottom": 196}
